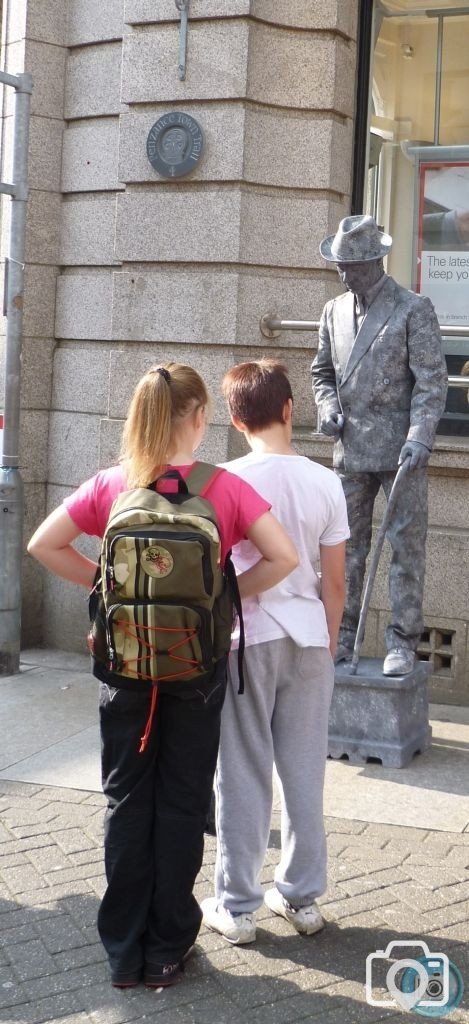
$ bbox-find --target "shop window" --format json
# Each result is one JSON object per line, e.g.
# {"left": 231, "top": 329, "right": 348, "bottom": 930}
{"left": 361, "top": 0, "right": 469, "bottom": 438}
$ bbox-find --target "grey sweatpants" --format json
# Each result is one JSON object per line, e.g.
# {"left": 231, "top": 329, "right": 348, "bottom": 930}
{"left": 214, "top": 637, "right": 334, "bottom": 914}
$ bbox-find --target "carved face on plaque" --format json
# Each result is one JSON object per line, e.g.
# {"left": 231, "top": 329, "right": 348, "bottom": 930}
{"left": 161, "top": 128, "right": 186, "bottom": 163}
{"left": 146, "top": 112, "right": 204, "bottom": 179}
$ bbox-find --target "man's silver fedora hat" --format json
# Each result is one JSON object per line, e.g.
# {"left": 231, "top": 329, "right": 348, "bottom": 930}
{"left": 320, "top": 214, "right": 392, "bottom": 263}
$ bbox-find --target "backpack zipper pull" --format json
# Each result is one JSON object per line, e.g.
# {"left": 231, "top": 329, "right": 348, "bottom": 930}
{"left": 107, "top": 646, "right": 117, "bottom": 671}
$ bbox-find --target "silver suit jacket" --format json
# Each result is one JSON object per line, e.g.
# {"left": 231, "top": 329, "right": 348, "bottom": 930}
{"left": 311, "top": 274, "right": 448, "bottom": 472}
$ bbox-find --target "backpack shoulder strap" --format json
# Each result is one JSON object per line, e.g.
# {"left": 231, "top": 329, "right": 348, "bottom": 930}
{"left": 185, "top": 461, "right": 225, "bottom": 497}
{"left": 224, "top": 551, "right": 245, "bottom": 695}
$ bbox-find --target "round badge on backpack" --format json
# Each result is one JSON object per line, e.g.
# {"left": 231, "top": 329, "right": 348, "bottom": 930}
{"left": 141, "top": 545, "right": 174, "bottom": 578}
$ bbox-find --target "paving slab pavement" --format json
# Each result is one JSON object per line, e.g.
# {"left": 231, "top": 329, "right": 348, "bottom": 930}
{"left": 0, "top": 650, "right": 468, "bottom": 1023}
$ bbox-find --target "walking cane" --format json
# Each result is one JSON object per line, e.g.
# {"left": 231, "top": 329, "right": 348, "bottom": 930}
{"left": 348, "top": 457, "right": 411, "bottom": 675}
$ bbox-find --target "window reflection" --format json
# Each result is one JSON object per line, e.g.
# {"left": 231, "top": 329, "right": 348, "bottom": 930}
{"left": 366, "top": 0, "right": 469, "bottom": 436}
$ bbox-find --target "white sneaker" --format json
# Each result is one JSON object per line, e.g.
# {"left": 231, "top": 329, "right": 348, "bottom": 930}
{"left": 264, "top": 888, "right": 324, "bottom": 935}
{"left": 201, "top": 897, "right": 256, "bottom": 944}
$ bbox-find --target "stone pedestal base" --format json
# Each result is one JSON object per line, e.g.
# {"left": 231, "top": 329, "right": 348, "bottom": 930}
{"left": 328, "top": 657, "right": 432, "bottom": 768}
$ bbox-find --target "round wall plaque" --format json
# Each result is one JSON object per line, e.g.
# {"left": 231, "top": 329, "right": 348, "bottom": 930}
{"left": 146, "top": 112, "right": 204, "bottom": 179}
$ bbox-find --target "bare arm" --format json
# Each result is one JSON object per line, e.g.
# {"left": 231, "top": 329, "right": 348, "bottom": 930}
{"left": 27, "top": 506, "right": 98, "bottom": 589}
{"left": 236, "top": 511, "right": 298, "bottom": 600}
{"left": 319, "top": 541, "right": 346, "bottom": 658}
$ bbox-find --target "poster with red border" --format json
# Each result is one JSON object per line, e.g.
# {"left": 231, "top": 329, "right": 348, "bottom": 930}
{"left": 417, "top": 161, "right": 469, "bottom": 327}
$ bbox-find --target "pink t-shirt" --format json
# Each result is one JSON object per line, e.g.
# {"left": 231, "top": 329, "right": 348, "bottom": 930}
{"left": 63, "top": 463, "right": 270, "bottom": 565}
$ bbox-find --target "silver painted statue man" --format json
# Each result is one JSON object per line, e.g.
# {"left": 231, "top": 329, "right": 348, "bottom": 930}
{"left": 312, "top": 215, "right": 448, "bottom": 676}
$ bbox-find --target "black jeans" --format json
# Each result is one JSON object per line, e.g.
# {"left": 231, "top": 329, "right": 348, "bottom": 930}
{"left": 97, "top": 661, "right": 227, "bottom": 979}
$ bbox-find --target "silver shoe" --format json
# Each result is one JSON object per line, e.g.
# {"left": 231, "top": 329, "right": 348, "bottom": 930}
{"left": 334, "top": 642, "right": 354, "bottom": 665}
{"left": 382, "top": 648, "right": 416, "bottom": 676}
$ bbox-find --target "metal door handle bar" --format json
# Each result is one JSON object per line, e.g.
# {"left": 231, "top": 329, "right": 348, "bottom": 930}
{"left": 260, "top": 314, "right": 469, "bottom": 390}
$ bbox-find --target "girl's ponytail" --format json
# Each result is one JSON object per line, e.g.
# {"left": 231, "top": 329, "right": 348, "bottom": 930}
{"left": 120, "top": 363, "right": 209, "bottom": 487}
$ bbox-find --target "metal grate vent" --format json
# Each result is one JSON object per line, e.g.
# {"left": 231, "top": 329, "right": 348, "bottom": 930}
{"left": 417, "top": 627, "right": 456, "bottom": 676}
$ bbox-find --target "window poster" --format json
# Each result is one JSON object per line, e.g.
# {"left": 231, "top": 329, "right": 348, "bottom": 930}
{"left": 417, "top": 161, "right": 469, "bottom": 327}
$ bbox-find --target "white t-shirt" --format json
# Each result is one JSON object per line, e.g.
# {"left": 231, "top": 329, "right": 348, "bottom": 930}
{"left": 221, "top": 452, "right": 350, "bottom": 649}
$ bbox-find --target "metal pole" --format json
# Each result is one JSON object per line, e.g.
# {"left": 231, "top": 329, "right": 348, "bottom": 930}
{"left": 434, "top": 14, "right": 444, "bottom": 146}
{"left": 0, "top": 71, "right": 32, "bottom": 675}
{"left": 260, "top": 312, "right": 469, "bottom": 342}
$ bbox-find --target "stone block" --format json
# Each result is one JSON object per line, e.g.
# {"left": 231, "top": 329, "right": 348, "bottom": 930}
{"left": 239, "top": 191, "right": 347, "bottom": 269}
{"left": 328, "top": 659, "right": 432, "bottom": 768}
{"left": 25, "top": 190, "right": 61, "bottom": 264}
{"left": 124, "top": 0, "right": 250, "bottom": 24}
{"left": 98, "top": 417, "right": 121, "bottom": 469}
{"left": 431, "top": 443, "right": 469, "bottom": 472}
{"left": 26, "top": 0, "right": 68, "bottom": 46}
{"left": 115, "top": 189, "right": 242, "bottom": 263}
{"left": 230, "top": 341, "right": 316, "bottom": 428}
{"left": 23, "top": 482, "right": 47, "bottom": 547}
{"left": 65, "top": 43, "right": 123, "bottom": 120}
{"left": 25, "top": 40, "right": 67, "bottom": 119}
{"left": 330, "top": 117, "right": 355, "bottom": 198}
{"left": 59, "top": 197, "right": 120, "bottom": 266}
{"left": 111, "top": 269, "right": 239, "bottom": 344}
{"left": 19, "top": 410, "right": 49, "bottom": 483}
{"left": 23, "top": 266, "right": 58, "bottom": 338}
{"left": 22, "top": 484, "right": 47, "bottom": 639}
{"left": 41, "top": 479, "right": 98, "bottom": 649}
{"left": 122, "top": 21, "right": 248, "bottom": 103}
{"left": 47, "top": 412, "right": 101, "bottom": 487}
{"left": 236, "top": 269, "right": 341, "bottom": 349}
{"left": 52, "top": 344, "right": 112, "bottom": 415}
{"left": 20, "top": 338, "right": 55, "bottom": 410}
{"left": 107, "top": 344, "right": 239, "bottom": 422}
{"left": 371, "top": 529, "right": 469, "bottom": 624}
{"left": 251, "top": 0, "right": 358, "bottom": 37}
{"left": 62, "top": 119, "right": 123, "bottom": 193}
{"left": 118, "top": 104, "right": 245, "bottom": 184}
{"left": 99, "top": 414, "right": 230, "bottom": 471}
{"left": 299, "top": 432, "right": 334, "bottom": 466}
{"left": 428, "top": 474, "right": 469, "bottom": 531}
{"left": 43, "top": 574, "right": 92, "bottom": 652}
{"left": 196, "top": 424, "right": 231, "bottom": 464}
{"left": 68, "top": 0, "right": 124, "bottom": 46}
{"left": 247, "top": 24, "right": 355, "bottom": 116}
{"left": 244, "top": 109, "right": 353, "bottom": 194}
{"left": 28, "top": 116, "right": 64, "bottom": 193}
{"left": 55, "top": 272, "right": 114, "bottom": 340}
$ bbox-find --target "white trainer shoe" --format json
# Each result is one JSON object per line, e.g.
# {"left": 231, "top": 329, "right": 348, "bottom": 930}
{"left": 201, "top": 897, "right": 256, "bottom": 944}
{"left": 264, "top": 887, "right": 324, "bottom": 935}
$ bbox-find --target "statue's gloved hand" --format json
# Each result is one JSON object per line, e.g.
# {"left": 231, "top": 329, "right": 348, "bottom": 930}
{"left": 398, "top": 439, "right": 431, "bottom": 470}
{"left": 320, "top": 411, "right": 345, "bottom": 437}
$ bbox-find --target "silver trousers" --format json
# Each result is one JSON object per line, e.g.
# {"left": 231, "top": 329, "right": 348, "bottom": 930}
{"left": 338, "top": 468, "right": 428, "bottom": 651}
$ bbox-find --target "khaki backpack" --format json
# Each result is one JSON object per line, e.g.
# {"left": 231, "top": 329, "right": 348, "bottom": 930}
{"left": 88, "top": 463, "right": 244, "bottom": 693}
